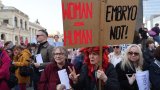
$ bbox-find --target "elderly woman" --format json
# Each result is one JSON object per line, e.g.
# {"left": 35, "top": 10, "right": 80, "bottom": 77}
{"left": 115, "top": 44, "right": 144, "bottom": 90}
{"left": 69, "top": 46, "right": 120, "bottom": 90}
{"left": 38, "top": 46, "right": 75, "bottom": 90}
{"left": 149, "top": 46, "right": 160, "bottom": 90}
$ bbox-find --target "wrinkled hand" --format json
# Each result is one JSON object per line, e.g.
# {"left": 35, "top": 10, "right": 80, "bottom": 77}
{"left": 126, "top": 74, "right": 136, "bottom": 85}
{"left": 34, "top": 63, "right": 40, "bottom": 68}
{"left": 68, "top": 66, "right": 80, "bottom": 84}
{"left": 96, "top": 70, "right": 108, "bottom": 82}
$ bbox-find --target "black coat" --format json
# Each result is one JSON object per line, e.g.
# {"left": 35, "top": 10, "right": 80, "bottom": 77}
{"left": 74, "top": 63, "right": 120, "bottom": 90}
{"left": 149, "top": 61, "right": 160, "bottom": 90}
{"left": 143, "top": 48, "right": 155, "bottom": 70}
{"left": 116, "top": 62, "right": 138, "bottom": 90}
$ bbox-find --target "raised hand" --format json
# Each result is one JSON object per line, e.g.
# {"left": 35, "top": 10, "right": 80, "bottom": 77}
{"left": 68, "top": 66, "right": 80, "bottom": 84}
{"left": 126, "top": 74, "right": 136, "bottom": 85}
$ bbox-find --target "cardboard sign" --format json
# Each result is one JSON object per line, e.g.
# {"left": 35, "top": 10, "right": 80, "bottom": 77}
{"left": 62, "top": 0, "right": 100, "bottom": 48}
{"left": 62, "top": 0, "right": 139, "bottom": 48}
{"left": 103, "top": 0, "right": 139, "bottom": 45}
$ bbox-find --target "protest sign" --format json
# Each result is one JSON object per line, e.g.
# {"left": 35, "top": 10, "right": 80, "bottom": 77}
{"left": 62, "top": 0, "right": 100, "bottom": 48}
{"left": 103, "top": 0, "right": 139, "bottom": 45}
{"left": 135, "top": 70, "right": 150, "bottom": 90}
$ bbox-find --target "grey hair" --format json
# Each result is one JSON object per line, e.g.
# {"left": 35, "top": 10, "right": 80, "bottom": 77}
{"left": 121, "top": 44, "right": 143, "bottom": 71}
{"left": 52, "top": 46, "right": 68, "bottom": 58}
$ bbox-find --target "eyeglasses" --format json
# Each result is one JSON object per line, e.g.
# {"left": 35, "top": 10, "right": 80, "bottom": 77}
{"left": 113, "top": 46, "right": 119, "bottom": 49}
{"left": 36, "top": 35, "right": 44, "bottom": 37}
{"left": 128, "top": 52, "right": 139, "bottom": 56}
{"left": 54, "top": 53, "right": 65, "bottom": 56}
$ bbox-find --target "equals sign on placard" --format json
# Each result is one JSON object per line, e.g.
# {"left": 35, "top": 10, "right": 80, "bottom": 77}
{"left": 74, "top": 22, "right": 84, "bottom": 27}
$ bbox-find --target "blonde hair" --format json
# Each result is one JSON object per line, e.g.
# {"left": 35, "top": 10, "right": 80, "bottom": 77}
{"left": 121, "top": 44, "right": 143, "bottom": 71}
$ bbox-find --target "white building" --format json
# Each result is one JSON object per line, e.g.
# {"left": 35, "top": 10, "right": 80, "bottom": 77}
{"left": 0, "top": 0, "right": 45, "bottom": 45}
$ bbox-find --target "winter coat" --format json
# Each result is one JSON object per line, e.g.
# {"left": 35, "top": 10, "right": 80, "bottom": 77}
{"left": 116, "top": 62, "right": 139, "bottom": 90}
{"left": 35, "top": 41, "right": 53, "bottom": 67}
{"left": 13, "top": 49, "right": 31, "bottom": 84}
{"left": 143, "top": 48, "right": 155, "bottom": 70}
{"left": 74, "top": 63, "right": 120, "bottom": 90}
{"left": 0, "top": 50, "right": 11, "bottom": 90}
{"left": 38, "top": 62, "right": 74, "bottom": 90}
{"left": 149, "top": 60, "right": 160, "bottom": 90}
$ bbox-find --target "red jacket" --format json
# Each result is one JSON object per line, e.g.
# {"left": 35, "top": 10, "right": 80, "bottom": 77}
{"left": 38, "top": 62, "right": 74, "bottom": 90}
{"left": 0, "top": 50, "right": 11, "bottom": 90}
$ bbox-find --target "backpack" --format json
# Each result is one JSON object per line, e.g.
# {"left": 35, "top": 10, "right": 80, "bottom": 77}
{"left": 148, "top": 30, "right": 156, "bottom": 37}
{"left": 19, "top": 65, "right": 33, "bottom": 76}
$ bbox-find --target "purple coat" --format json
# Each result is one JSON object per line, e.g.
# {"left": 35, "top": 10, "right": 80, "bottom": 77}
{"left": 0, "top": 50, "right": 11, "bottom": 90}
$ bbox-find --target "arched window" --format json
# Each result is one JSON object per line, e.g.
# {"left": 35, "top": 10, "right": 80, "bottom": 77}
{"left": 15, "top": 36, "right": 18, "bottom": 45}
{"left": 25, "top": 21, "right": 27, "bottom": 30}
{"left": 1, "top": 34, "right": 5, "bottom": 40}
{"left": 20, "top": 19, "right": 23, "bottom": 28}
{"left": 14, "top": 17, "right": 18, "bottom": 27}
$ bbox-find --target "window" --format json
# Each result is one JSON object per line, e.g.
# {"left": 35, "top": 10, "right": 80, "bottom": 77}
{"left": 25, "top": 21, "right": 27, "bottom": 30}
{"left": 3, "top": 19, "right": 9, "bottom": 24}
{"left": 20, "top": 19, "right": 23, "bottom": 28}
{"left": 14, "top": 17, "right": 18, "bottom": 27}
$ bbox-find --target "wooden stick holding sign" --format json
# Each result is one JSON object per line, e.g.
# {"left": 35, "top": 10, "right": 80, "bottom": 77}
{"left": 98, "top": 0, "right": 106, "bottom": 90}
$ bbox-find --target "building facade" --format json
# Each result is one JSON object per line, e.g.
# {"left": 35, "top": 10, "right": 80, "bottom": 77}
{"left": 0, "top": 0, "right": 45, "bottom": 45}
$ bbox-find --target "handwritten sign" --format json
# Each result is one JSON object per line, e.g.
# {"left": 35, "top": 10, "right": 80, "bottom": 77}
{"left": 103, "top": 0, "right": 139, "bottom": 45}
{"left": 62, "top": 0, "right": 139, "bottom": 48}
{"left": 62, "top": 0, "right": 100, "bottom": 48}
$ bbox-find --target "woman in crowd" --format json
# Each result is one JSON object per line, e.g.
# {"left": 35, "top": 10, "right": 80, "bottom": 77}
{"left": 116, "top": 44, "right": 144, "bottom": 90}
{"left": 38, "top": 46, "right": 75, "bottom": 90}
{"left": 12, "top": 45, "right": 31, "bottom": 90}
{"left": 0, "top": 41, "right": 11, "bottom": 90}
{"left": 108, "top": 45, "right": 124, "bottom": 67}
{"left": 69, "top": 46, "right": 120, "bottom": 90}
{"left": 149, "top": 46, "right": 160, "bottom": 90}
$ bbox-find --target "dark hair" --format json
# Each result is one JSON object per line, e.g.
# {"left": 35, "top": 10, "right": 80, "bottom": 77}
{"left": 30, "top": 43, "right": 37, "bottom": 47}
{"left": 38, "top": 29, "right": 48, "bottom": 37}
{"left": 13, "top": 45, "right": 24, "bottom": 51}
{"left": 155, "top": 23, "right": 159, "bottom": 26}
{"left": 4, "top": 41, "right": 11, "bottom": 46}
{"left": 54, "top": 35, "right": 59, "bottom": 38}
{"left": 154, "top": 46, "right": 160, "bottom": 60}
{"left": 146, "top": 40, "right": 154, "bottom": 48}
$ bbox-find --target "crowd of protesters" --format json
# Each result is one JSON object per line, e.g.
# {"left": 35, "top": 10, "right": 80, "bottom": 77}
{"left": 0, "top": 26, "right": 160, "bottom": 90}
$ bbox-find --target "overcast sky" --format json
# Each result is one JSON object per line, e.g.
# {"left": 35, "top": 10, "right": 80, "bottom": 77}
{"left": 2, "top": 0, "right": 63, "bottom": 34}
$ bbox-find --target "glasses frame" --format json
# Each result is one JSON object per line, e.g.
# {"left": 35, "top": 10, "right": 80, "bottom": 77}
{"left": 128, "top": 51, "right": 139, "bottom": 56}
